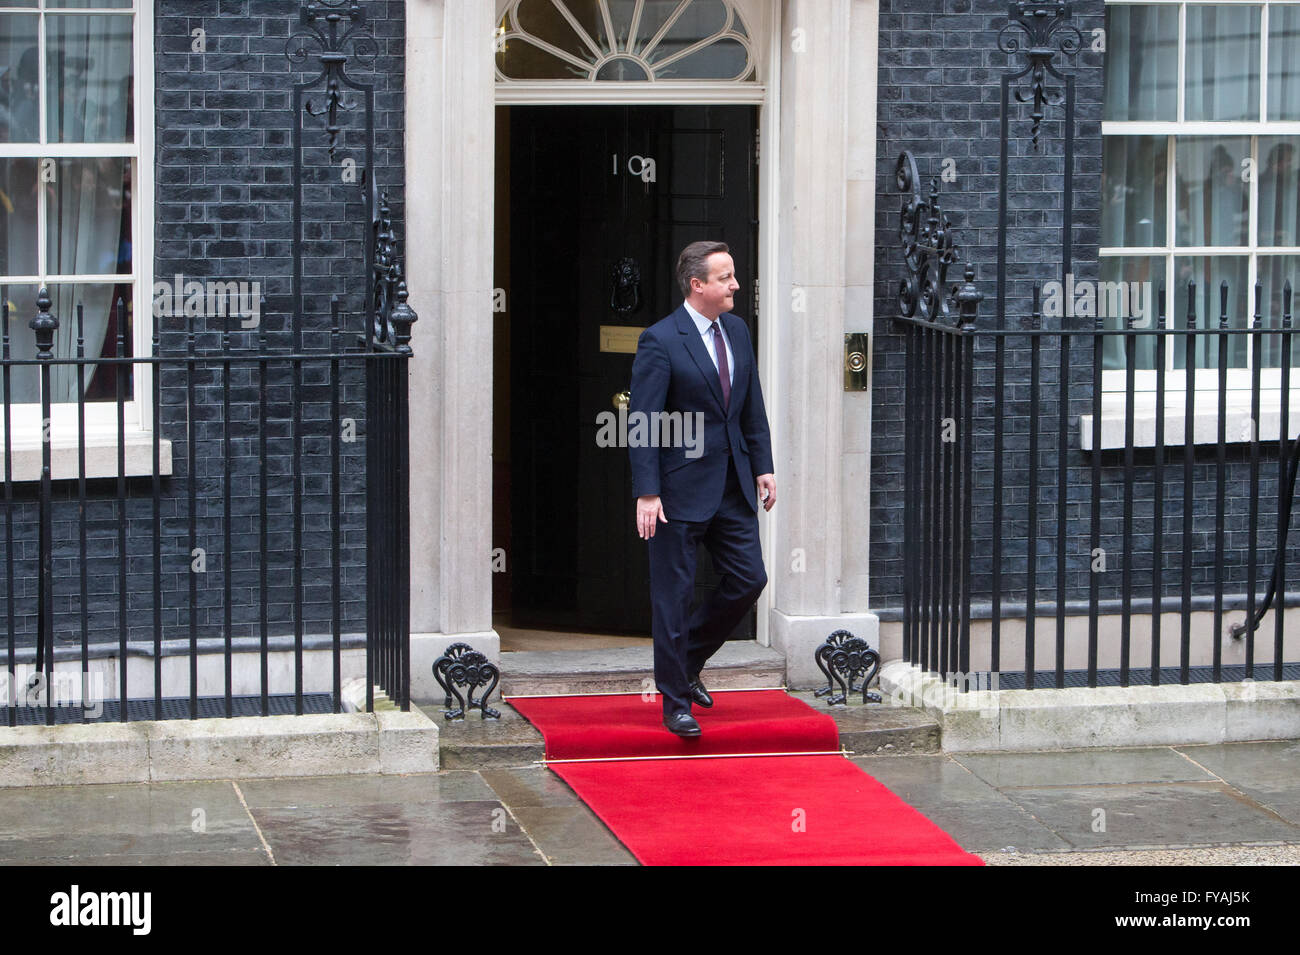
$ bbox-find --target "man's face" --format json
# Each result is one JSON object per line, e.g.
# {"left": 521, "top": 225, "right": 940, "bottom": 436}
{"left": 691, "top": 252, "right": 739, "bottom": 319}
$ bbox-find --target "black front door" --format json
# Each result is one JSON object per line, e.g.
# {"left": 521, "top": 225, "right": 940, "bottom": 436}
{"left": 505, "top": 104, "right": 759, "bottom": 635}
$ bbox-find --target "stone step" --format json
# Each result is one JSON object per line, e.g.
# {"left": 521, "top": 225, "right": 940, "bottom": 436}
{"left": 497, "top": 640, "right": 786, "bottom": 697}
{"left": 428, "top": 668, "right": 938, "bottom": 768}
{"left": 422, "top": 702, "right": 545, "bottom": 770}
{"left": 786, "top": 691, "right": 942, "bottom": 756}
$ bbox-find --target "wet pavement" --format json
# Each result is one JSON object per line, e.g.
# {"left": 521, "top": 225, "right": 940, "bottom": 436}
{"left": 0, "top": 739, "right": 1297, "bottom": 865}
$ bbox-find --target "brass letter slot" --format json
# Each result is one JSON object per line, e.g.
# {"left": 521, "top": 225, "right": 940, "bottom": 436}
{"left": 600, "top": 325, "right": 645, "bottom": 355}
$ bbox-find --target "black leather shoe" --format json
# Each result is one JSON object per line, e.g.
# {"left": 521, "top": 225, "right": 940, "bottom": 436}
{"left": 688, "top": 678, "right": 714, "bottom": 708}
{"left": 663, "top": 712, "right": 702, "bottom": 737}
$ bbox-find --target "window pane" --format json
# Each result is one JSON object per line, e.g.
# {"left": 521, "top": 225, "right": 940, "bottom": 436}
{"left": 46, "top": 1, "right": 134, "bottom": 7}
{"left": 514, "top": 0, "right": 600, "bottom": 62}
{"left": 498, "top": 0, "right": 754, "bottom": 81}
{"left": 1103, "top": 4, "right": 1178, "bottom": 121}
{"left": 496, "top": 34, "right": 583, "bottom": 79}
{"left": 654, "top": 38, "right": 748, "bottom": 78}
{"left": 1260, "top": 136, "right": 1300, "bottom": 247}
{"left": 0, "top": 158, "right": 38, "bottom": 276}
{"left": 0, "top": 283, "right": 41, "bottom": 402}
{"left": 46, "top": 157, "right": 132, "bottom": 277}
{"left": 1270, "top": 4, "right": 1300, "bottom": 119}
{"left": 608, "top": 0, "right": 638, "bottom": 52}
{"left": 593, "top": 57, "right": 652, "bottom": 80}
{"left": 1176, "top": 136, "right": 1250, "bottom": 247}
{"left": 645, "top": 0, "right": 729, "bottom": 63}
{"left": 0, "top": 13, "right": 39, "bottom": 143}
{"left": 0, "top": 281, "right": 132, "bottom": 402}
{"left": 1100, "top": 255, "right": 1164, "bottom": 371}
{"left": 1102, "top": 136, "right": 1167, "bottom": 247}
{"left": 1172, "top": 256, "right": 1250, "bottom": 369}
{"left": 47, "top": 14, "right": 133, "bottom": 144}
{"left": 1258, "top": 254, "right": 1300, "bottom": 366}
{"left": 62, "top": 281, "right": 133, "bottom": 402}
{"left": 633, "top": 0, "right": 689, "bottom": 53}
{"left": 1185, "top": 4, "right": 1262, "bottom": 121}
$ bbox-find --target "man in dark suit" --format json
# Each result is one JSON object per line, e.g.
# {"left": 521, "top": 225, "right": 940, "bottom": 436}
{"left": 629, "top": 241, "right": 775, "bottom": 737}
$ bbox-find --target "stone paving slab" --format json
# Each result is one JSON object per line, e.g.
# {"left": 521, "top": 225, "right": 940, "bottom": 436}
{"left": 952, "top": 747, "right": 1218, "bottom": 788}
{"left": 236, "top": 770, "right": 494, "bottom": 810}
{"left": 851, "top": 754, "right": 1072, "bottom": 852}
{"left": 249, "top": 799, "right": 545, "bottom": 866}
{"left": 507, "top": 805, "right": 637, "bottom": 865}
{"left": 480, "top": 767, "right": 587, "bottom": 809}
{"left": 8, "top": 848, "right": 274, "bottom": 866}
{"left": 979, "top": 844, "right": 1300, "bottom": 865}
{"left": 1174, "top": 740, "right": 1300, "bottom": 825}
{"left": 860, "top": 744, "right": 1300, "bottom": 858}
{"left": 998, "top": 781, "right": 1300, "bottom": 849}
{"left": 0, "top": 779, "right": 261, "bottom": 864}
{"left": 0, "top": 739, "right": 1293, "bottom": 865}
{"left": 482, "top": 767, "right": 636, "bottom": 864}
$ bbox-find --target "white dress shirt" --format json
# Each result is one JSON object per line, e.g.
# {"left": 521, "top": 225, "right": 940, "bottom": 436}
{"left": 683, "top": 300, "right": 734, "bottom": 387}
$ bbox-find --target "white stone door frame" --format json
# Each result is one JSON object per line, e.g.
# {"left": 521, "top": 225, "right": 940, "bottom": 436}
{"left": 490, "top": 0, "right": 783, "bottom": 654}
{"left": 403, "top": 0, "right": 880, "bottom": 699}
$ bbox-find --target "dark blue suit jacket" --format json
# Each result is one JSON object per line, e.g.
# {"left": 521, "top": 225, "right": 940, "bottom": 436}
{"left": 629, "top": 305, "right": 774, "bottom": 522}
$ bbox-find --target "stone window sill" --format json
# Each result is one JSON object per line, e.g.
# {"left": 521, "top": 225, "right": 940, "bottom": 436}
{"left": 2, "top": 432, "right": 174, "bottom": 483}
{"left": 1080, "top": 392, "right": 1300, "bottom": 451}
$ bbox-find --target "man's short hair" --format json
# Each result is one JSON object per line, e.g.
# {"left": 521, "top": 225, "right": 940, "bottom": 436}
{"left": 676, "top": 241, "right": 730, "bottom": 298}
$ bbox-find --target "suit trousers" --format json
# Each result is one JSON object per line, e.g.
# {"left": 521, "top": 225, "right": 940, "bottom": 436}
{"left": 647, "top": 454, "right": 768, "bottom": 717}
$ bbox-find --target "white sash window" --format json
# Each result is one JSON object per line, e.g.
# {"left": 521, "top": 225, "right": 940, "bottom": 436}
{"left": 0, "top": 0, "right": 158, "bottom": 472}
{"left": 1101, "top": 2, "right": 1300, "bottom": 384}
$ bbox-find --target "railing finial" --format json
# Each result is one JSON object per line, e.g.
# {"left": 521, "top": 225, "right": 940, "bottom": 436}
{"left": 954, "top": 263, "right": 983, "bottom": 330}
{"left": 29, "top": 286, "right": 58, "bottom": 360}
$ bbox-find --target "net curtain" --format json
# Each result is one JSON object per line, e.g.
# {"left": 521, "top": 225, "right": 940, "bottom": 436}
{"left": 2, "top": 13, "right": 131, "bottom": 403}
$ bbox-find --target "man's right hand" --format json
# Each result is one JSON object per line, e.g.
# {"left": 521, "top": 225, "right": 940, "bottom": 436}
{"left": 636, "top": 495, "right": 668, "bottom": 539}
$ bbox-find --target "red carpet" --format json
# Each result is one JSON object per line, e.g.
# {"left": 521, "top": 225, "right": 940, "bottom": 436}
{"left": 510, "top": 689, "right": 839, "bottom": 759}
{"left": 509, "top": 689, "right": 982, "bottom": 866}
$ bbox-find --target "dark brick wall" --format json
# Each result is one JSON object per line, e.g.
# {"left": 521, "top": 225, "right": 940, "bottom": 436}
{"left": 2, "top": 0, "right": 405, "bottom": 650}
{"left": 870, "top": 0, "right": 1300, "bottom": 619}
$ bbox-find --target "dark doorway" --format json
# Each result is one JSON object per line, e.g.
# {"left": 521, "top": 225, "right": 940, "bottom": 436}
{"left": 496, "top": 104, "right": 759, "bottom": 638}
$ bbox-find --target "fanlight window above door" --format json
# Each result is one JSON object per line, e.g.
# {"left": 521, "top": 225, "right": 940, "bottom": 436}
{"left": 495, "top": 0, "right": 755, "bottom": 82}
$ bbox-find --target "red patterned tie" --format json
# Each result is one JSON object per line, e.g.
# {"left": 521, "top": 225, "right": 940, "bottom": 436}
{"left": 712, "top": 321, "right": 730, "bottom": 411}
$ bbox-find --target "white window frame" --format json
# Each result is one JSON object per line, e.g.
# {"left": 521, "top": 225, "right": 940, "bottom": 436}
{"left": 1091, "top": 0, "right": 1300, "bottom": 447}
{"left": 493, "top": 0, "right": 766, "bottom": 101}
{"left": 0, "top": 0, "right": 163, "bottom": 479}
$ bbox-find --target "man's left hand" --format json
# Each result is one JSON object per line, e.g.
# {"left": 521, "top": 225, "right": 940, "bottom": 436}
{"left": 756, "top": 473, "right": 776, "bottom": 511}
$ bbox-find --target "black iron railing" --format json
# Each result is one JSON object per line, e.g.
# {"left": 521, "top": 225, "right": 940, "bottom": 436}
{"left": 894, "top": 1, "right": 1300, "bottom": 690}
{"left": 0, "top": 278, "right": 412, "bottom": 724}
{"left": 899, "top": 277, "right": 1300, "bottom": 689}
{"left": 0, "top": 0, "right": 413, "bottom": 724}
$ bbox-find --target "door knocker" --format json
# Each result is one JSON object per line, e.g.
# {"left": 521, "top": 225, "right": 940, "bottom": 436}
{"left": 610, "top": 257, "right": 641, "bottom": 314}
